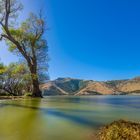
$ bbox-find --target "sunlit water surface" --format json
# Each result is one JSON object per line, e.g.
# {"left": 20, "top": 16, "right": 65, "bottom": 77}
{"left": 0, "top": 96, "right": 140, "bottom": 140}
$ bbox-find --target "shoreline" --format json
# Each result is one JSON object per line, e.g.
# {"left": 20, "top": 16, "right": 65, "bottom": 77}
{"left": 0, "top": 96, "right": 24, "bottom": 100}
{"left": 0, "top": 94, "right": 140, "bottom": 100}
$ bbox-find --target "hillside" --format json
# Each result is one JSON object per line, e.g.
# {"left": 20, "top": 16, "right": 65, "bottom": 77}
{"left": 41, "top": 77, "right": 140, "bottom": 96}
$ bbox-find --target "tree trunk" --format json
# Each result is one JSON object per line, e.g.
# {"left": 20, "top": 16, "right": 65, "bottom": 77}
{"left": 32, "top": 78, "right": 43, "bottom": 98}
{"left": 29, "top": 65, "right": 43, "bottom": 98}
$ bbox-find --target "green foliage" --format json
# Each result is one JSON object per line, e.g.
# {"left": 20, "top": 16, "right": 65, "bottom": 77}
{"left": 24, "top": 92, "right": 32, "bottom": 97}
{"left": 8, "top": 44, "right": 17, "bottom": 52}
{"left": 0, "top": 63, "right": 5, "bottom": 74}
{"left": 0, "top": 63, "right": 32, "bottom": 96}
{"left": 0, "top": 92, "right": 10, "bottom": 96}
{"left": 6, "top": 12, "right": 49, "bottom": 84}
{"left": 0, "top": 0, "right": 49, "bottom": 97}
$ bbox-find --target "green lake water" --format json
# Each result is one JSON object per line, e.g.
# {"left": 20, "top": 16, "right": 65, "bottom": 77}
{"left": 0, "top": 96, "right": 140, "bottom": 140}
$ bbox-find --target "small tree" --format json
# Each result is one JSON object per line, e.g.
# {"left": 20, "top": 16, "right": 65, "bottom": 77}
{"left": 0, "top": 63, "right": 30, "bottom": 96}
{"left": 0, "top": 0, "right": 49, "bottom": 97}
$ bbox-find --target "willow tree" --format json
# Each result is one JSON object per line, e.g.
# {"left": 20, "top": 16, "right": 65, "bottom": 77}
{"left": 0, "top": 0, "right": 49, "bottom": 97}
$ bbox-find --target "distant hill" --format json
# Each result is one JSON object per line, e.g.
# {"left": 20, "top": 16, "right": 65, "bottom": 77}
{"left": 41, "top": 77, "right": 140, "bottom": 96}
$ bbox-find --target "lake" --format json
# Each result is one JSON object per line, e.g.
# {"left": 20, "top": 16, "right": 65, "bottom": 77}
{"left": 0, "top": 95, "right": 140, "bottom": 140}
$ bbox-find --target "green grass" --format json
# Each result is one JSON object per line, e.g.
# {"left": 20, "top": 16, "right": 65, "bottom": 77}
{"left": 24, "top": 92, "right": 32, "bottom": 97}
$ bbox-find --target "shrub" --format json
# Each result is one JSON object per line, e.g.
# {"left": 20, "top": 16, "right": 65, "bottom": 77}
{"left": 24, "top": 92, "right": 32, "bottom": 97}
{"left": 98, "top": 120, "right": 140, "bottom": 140}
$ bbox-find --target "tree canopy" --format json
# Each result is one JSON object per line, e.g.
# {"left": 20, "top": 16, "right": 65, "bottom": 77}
{"left": 0, "top": 63, "right": 31, "bottom": 96}
{"left": 0, "top": 0, "right": 49, "bottom": 97}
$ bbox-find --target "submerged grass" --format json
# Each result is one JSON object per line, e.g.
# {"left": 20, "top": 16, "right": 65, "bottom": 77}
{"left": 98, "top": 120, "right": 140, "bottom": 140}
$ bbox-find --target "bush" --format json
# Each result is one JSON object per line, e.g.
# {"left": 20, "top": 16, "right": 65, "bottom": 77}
{"left": 0, "top": 92, "right": 10, "bottom": 96}
{"left": 24, "top": 92, "right": 32, "bottom": 97}
{"left": 98, "top": 120, "right": 140, "bottom": 140}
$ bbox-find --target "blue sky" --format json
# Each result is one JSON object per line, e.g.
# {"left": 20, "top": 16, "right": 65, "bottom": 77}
{"left": 0, "top": 0, "right": 140, "bottom": 81}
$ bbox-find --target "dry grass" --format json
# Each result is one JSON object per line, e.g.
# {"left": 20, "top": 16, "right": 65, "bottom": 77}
{"left": 97, "top": 120, "right": 140, "bottom": 140}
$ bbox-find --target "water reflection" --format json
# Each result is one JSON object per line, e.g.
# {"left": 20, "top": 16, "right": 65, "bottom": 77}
{"left": 1, "top": 102, "right": 103, "bottom": 128}
{"left": 0, "top": 99, "right": 48, "bottom": 140}
{"left": 45, "top": 96, "right": 140, "bottom": 109}
{"left": 0, "top": 96, "right": 140, "bottom": 140}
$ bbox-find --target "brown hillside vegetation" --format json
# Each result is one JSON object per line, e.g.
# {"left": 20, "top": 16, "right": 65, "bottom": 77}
{"left": 41, "top": 77, "right": 140, "bottom": 96}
